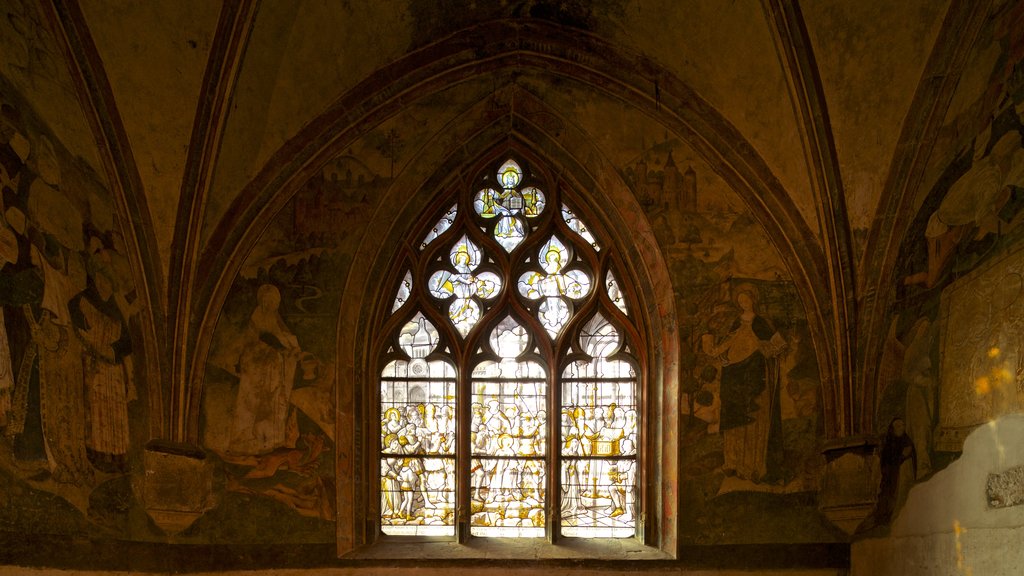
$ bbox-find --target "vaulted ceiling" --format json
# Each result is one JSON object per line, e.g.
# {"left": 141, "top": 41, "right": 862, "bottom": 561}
{"left": 3, "top": 0, "right": 1004, "bottom": 442}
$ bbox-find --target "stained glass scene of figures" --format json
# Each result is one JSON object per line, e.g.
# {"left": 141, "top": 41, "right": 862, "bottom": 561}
{"left": 380, "top": 314, "right": 457, "bottom": 535}
{"left": 560, "top": 314, "right": 638, "bottom": 537}
{"left": 470, "top": 317, "right": 548, "bottom": 536}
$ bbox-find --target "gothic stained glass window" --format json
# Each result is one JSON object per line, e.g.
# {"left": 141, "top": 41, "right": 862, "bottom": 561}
{"left": 377, "top": 156, "right": 642, "bottom": 540}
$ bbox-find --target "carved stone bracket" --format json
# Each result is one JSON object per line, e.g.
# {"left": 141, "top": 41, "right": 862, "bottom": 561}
{"left": 134, "top": 440, "right": 215, "bottom": 535}
{"left": 818, "top": 435, "right": 879, "bottom": 534}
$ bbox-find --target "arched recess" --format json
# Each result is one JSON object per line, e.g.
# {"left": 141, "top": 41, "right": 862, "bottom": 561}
{"left": 182, "top": 19, "right": 843, "bottom": 468}
{"left": 335, "top": 115, "right": 677, "bottom": 553}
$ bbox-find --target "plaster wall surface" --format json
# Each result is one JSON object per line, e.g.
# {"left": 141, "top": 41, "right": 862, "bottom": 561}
{"left": 851, "top": 414, "right": 1024, "bottom": 575}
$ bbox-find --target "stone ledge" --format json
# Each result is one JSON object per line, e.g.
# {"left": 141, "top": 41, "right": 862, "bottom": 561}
{"left": 345, "top": 536, "right": 670, "bottom": 560}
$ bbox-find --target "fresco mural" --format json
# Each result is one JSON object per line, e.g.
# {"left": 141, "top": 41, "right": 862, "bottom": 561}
{"left": 0, "top": 81, "right": 149, "bottom": 538}
{"left": 870, "top": 0, "right": 1024, "bottom": 530}
{"left": 198, "top": 154, "right": 384, "bottom": 542}
{"left": 622, "top": 138, "right": 833, "bottom": 544}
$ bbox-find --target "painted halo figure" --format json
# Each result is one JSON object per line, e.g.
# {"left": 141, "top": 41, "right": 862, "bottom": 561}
{"left": 704, "top": 287, "right": 786, "bottom": 484}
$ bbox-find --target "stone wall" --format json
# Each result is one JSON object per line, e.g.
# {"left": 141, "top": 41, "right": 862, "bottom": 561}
{"left": 852, "top": 414, "right": 1024, "bottom": 575}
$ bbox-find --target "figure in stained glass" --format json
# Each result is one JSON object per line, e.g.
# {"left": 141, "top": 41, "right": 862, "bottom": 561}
{"left": 428, "top": 236, "right": 501, "bottom": 337}
{"left": 473, "top": 159, "right": 546, "bottom": 252}
{"left": 518, "top": 238, "right": 592, "bottom": 337}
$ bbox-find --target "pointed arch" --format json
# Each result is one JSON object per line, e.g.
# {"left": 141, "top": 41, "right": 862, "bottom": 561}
{"left": 180, "top": 20, "right": 840, "bottom": 470}
{"left": 359, "top": 145, "right": 650, "bottom": 543}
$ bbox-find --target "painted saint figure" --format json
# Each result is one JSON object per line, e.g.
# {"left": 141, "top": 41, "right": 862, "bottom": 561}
{"left": 70, "top": 274, "right": 133, "bottom": 472}
{"left": 704, "top": 288, "right": 786, "bottom": 484}
{"left": 26, "top": 237, "right": 92, "bottom": 484}
{"left": 228, "top": 284, "right": 301, "bottom": 456}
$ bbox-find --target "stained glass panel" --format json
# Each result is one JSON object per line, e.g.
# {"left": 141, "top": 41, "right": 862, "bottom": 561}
{"left": 380, "top": 358, "right": 457, "bottom": 536}
{"left": 421, "top": 204, "right": 457, "bottom": 249}
{"left": 475, "top": 185, "right": 546, "bottom": 222}
{"left": 488, "top": 316, "right": 529, "bottom": 358}
{"left": 521, "top": 187, "right": 546, "bottom": 217}
{"left": 392, "top": 271, "right": 413, "bottom": 313}
{"left": 474, "top": 188, "right": 499, "bottom": 219}
{"left": 474, "top": 160, "right": 548, "bottom": 254}
{"left": 579, "top": 313, "right": 620, "bottom": 359}
{"left": 428, "top": 237, "right": 500, "bottom": 337}
{"left": 562, "top": 205, "right": 600, "bottom": 251}
{"left": 474, "top": 271, "right": 501, "bottom": 299}
{"left": 470, "top": 457, "right": 546, "bottom": 537}
{"left": 381, "top": 456, "right": 455, "bottom": 535}
{"left": 559, "top": 315, "right": 637, "bottom": 537}
{"left": 538, "top": 297, "right": 570, "bottom": 337}
{"left": 450, "top": 236, "right": 481, "bottom": 273}
{"left": 560, "top": 378, "right": 637, "bottom": 457}
{"left": 497, "top": 159, "right": 523, "bottom": 188}
{"left": 494, "top": 215, "right": 526, "bottom": 252}
{"left": 449, "top": 298, "right": 481, "bottom": 337}
{"left": 516, "top": 238, "right": 593, "bottom": 338}
{"left": 471, "top": 361, "right": 548, "bottom": 457}
{"left": 398, "top": 314, "right": 440, "bottom": 358}
{"left": 469, "top": 319, "right": 547, "bottom": 537}
{"left": 560, "top": 458, "right": 635, "bottom": 538}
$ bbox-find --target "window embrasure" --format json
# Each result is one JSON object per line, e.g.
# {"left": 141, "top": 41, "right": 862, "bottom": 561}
{"left": 376, "top": 156, "right": 641, "bottom": 540}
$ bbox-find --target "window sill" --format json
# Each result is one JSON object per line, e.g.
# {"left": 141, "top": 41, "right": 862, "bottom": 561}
{"left": 344, "top": 536, "right": 671, "bottom": 561}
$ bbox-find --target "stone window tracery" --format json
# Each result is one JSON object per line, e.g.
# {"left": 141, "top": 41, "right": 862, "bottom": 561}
{"left": 377, "top": 156, "right": 642, "bottom": 539}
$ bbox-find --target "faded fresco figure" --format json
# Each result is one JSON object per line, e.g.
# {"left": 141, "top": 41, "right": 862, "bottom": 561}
{"left": 70, "top": 273, "right": 133, "bottom": 473}
{"left": 873, "top": 418, "right": 917, "bottom": 525}
{"left": 26, "top": 236, "right": 92, "bottom": 484}
{"left": 901, "top": 318, "right": 937, "bottom": 478}
{"left": 289, "top": 352, "right": 336, "bottom": 442}
{"left": 228, "top": 284, "right": 301, "bottom": 456}
{"left": 905, "top": 129, "right": 1024, "bottom": 288}
{"left": 704, "top": 288, "right": 786, "bottom": 483}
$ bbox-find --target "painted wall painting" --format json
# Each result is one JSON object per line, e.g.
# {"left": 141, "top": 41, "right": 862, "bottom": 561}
{"left": 873, "top": 16, "right": 1024, "bottom": 529}
{"left": 0, "top": 85, "right": 147, "bottom": 538}
{"left": 199, "top": 154, "right": 383, "bottom": 542}
{"left": 926, "top": 0, "right": 1024, "bottom": 201}
{"left": 626, "top": 139, "right": 830, "bottom": 543}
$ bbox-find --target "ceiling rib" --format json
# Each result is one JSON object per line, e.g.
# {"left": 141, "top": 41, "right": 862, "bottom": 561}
{"left": 168, "top": 0, "right": 261, "bottom": 445}
{"left": 761, "top": 0, "right": 857, "bottom": 436}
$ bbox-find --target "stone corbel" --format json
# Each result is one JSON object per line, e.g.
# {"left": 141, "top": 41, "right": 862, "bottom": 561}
{"left": 818, "top": 435, "right": 879, "bottom": 534}
{"left": 134, "top": 440, "right": 215, "bottom": 535}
